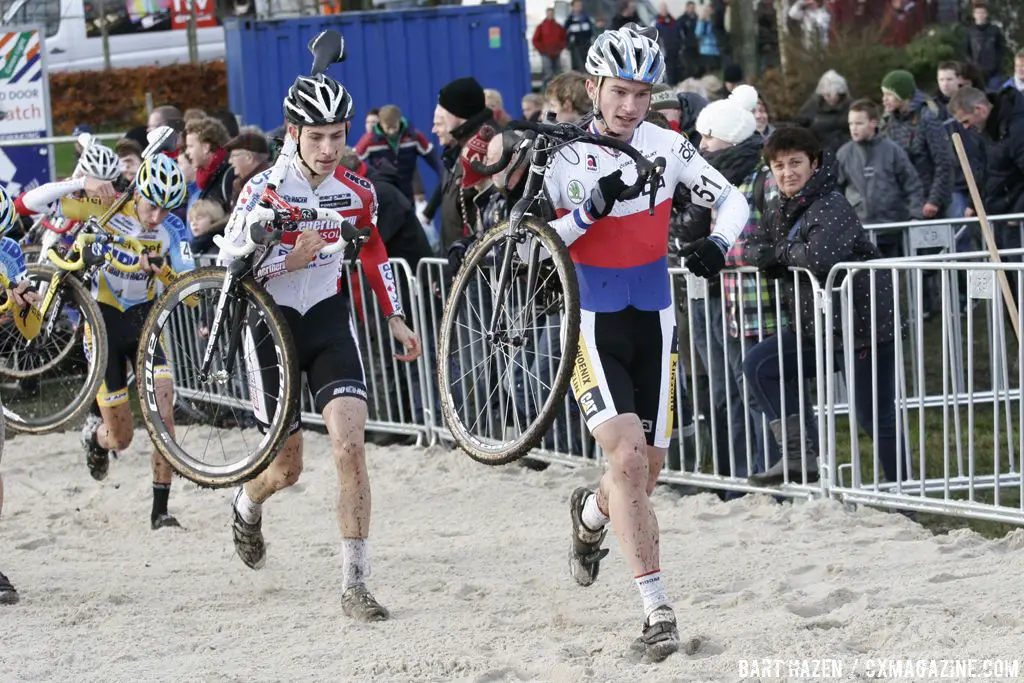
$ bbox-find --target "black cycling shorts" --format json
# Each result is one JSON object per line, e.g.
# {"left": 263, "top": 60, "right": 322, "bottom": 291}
{"left": 570, "top": 306, "right": 678, "bottom": 448}
{"left": 89, "top": 302, "right": 169, "bottom": 408}
{"left": 244, "top": 293, "right": 366, "bottom": 434}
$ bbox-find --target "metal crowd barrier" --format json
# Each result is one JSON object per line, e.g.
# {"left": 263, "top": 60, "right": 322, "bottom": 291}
{"left": 824, "top": 256, "right": 1024, "bottom": 524}
{"left": 172, "top": 255, "right": 430, "bottom": 442}
{"left": 168, "top": 214, "right": 1024, "bottom": 527}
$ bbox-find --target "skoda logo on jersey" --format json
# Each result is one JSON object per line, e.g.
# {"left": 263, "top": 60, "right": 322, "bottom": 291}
{"left": 567, "top": 179, "right": 585, "bottom": 204}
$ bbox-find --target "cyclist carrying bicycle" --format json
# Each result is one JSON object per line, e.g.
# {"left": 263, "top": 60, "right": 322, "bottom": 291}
{"left": 219, "top": 72, "right": 421, "bottom": 622}
{"left": 16, "top": 154, "right": 194, "bottom": 530}
{"left": 21, "top": 135, "right": 124, "bottom": 262}
{"left": 1, "top": 182, "right": 43, "bottom": 605}
{"left": 553, "top": 24, "right": 750, "bottom": 661}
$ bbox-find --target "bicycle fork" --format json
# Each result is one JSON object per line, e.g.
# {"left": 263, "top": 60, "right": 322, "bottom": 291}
{"left": 198, "top": 262, "right": 249, "bottom": 383}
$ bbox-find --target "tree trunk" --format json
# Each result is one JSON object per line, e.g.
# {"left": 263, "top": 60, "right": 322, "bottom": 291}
{"left": 730, "top": 0, "right": 759, "bottom": 84}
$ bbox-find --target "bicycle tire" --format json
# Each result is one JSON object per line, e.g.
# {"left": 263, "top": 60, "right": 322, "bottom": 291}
{"left": 438, "top": 215, "right": 580, "bottom": 465}
{"left": 0, "top": 265, "right": 108, "bottom": 434}
{"left": 135, "top": 266, "right": 299, "bottom": 488}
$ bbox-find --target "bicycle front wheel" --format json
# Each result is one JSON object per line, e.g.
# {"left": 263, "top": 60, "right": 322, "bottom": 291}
{"left": 136, "top": 266, "right": 300, "bottom": 488}
{"left": 0, "top": 265, "right": 108, "bottom": 434}
{"left": 438, "top": 216, "right": 580, "bottom": 465}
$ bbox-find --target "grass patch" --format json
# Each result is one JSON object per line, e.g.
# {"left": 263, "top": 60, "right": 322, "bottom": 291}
{"left": 54, "top": 142, "right": 77, "bottom": 178}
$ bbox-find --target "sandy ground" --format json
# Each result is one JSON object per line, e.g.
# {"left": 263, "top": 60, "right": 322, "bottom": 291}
{"left": 1, "top": 428, "right": 1023, "bottom": 683}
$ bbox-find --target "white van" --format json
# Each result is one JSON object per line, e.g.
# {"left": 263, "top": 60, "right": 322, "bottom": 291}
{"left": 0, "top": 0, "right": 233, "bottom": 73}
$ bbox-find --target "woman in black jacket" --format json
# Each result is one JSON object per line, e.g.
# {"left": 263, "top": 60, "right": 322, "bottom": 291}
{"left": 741, "top": 127, "right": 904, "bottom": 486}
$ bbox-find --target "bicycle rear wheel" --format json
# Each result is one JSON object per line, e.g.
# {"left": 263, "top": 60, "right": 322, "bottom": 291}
{"left": 0, "top": 265, "right": 107, "bottom": 434}
{"left": 438, "top": 215, "right": 580, "bottom": 465}
{"left": 136, "top": 266, "right": 299, "bottom": 488}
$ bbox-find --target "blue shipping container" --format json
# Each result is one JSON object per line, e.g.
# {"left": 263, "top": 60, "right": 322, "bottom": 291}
{"left": 225, "top": 4, "right": 530, "bottom": 159}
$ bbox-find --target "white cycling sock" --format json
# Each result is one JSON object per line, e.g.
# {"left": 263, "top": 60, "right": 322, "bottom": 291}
{"left": 635, "top": 570, "right": 670, "bottom": 618}
{"left": 581, "top": 492, "right": 609, "bottom": 531}
{"left": 341, "top": 538, "right": 371, "bottom": 592}
{"left": 234, "top": 487, "right": 262, "bottom": 525}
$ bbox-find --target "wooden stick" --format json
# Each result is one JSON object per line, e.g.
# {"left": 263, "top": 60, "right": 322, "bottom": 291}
{"left": 951, "top": 132, "right": 1022, "bottom": 344}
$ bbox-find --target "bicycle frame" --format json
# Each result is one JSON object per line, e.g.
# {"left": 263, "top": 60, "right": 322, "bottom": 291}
{"left": 477, "top": 118, "right": 666, "bottom": 342}
{"left": 196, "top": 136, "right": 300, "bottom": 383}
{"left": 196, "top": 135, "right": 366, "bottom": 384}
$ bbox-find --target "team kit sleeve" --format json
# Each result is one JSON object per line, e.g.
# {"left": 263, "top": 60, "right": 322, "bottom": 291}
{"left": 14, "top": 177, "right": 91, "bottom": 218}
{"left": 349, "top": 177, "right": 404, "bottom": 318}
{"left": 162, "top": 214, "right": 196, "bottom": 275}
{"left": 545, "top": 157, "right": 595, "bottom": 249}
{"left": 671, "top": 134, "right": 749, "bottom": 249}
{"left": 0, "top": 236, "right": 28, "bottom": 285}
{"left": 216, "top": 175, "right": 266, "bottom": 267}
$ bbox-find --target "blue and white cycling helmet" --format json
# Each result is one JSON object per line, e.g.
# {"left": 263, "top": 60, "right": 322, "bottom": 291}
{"left": 585, "top": 23, "right": 665, "bottom": 85}
{"left": 0, "top": 184, "right": 16, "bottom": 237}
{"left": 136, "top": 153, "right": 186, "bottom": 210}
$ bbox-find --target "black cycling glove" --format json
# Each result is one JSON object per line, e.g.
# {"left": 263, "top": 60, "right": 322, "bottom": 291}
{"left": 586, "top": 169, "right": 629, "bottom": 219}
{"left": 680, "top": 237, "right": 728, "bottom": 279}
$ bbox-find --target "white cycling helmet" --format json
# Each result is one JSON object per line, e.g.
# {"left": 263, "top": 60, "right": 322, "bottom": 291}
{"left": 74, "top": 133, "right": 122, "bottom": 181}
{"left": 0, "top": 184, "right": 16, "bottom": 237}
{"left": 283, "top": 74, "right": 354, "bottom": 126}
{"left": 136, "top": 153, "right": 186, "bottom": 210}
{"left": 585, "top": 23, "right": 665, "bottom": 85}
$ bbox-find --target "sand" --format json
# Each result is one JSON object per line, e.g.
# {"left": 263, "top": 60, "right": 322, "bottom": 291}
{"left": 2, "top": 428, "right": 1023, "bottom": 683}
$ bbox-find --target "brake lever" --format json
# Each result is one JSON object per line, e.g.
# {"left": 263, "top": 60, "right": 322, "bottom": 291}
{"left": 647, "top": 157, "right": 666, "bottom": 216}
{"left": 249, "top": 220, "right": 284, "bottom": 247}
{"left": 340, "top": 221, "right": 371, "bottom": 266}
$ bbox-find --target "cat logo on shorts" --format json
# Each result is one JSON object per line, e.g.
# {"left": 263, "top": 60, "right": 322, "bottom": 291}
{"left": 571, "top": 344, "right": 605, "bottom": 418}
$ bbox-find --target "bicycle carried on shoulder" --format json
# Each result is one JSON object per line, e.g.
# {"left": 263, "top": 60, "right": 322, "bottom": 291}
{"left": 437, "top": 116, "right": 666, "bottom": 465}
{"left": 0, "top": 126, "right": 178, "bottom": 434}
{"left": 133, "top": 135, "right": 369, "bottom": 488}
{"left": 133, "top": 29, "right": 371, "bottom": 489}
{"left": 0, "top": 220, "right": 150, "bottom": 433}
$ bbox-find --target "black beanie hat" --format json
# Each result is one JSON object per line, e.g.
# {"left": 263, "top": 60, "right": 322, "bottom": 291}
{"left": 438, "top": 77, "right": 487, "bottom": 120}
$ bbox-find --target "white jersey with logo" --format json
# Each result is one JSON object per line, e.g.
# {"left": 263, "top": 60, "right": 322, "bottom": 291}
{"left": 221, "top": 157, "right": 403, "bottom": 318}
{"left": 545, "top": 120, "right": 749, "bottom": 312}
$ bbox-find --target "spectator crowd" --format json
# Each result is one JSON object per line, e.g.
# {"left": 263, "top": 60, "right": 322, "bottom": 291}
{"left": 46, "top": 0, "right": 1024, "bottom": 481}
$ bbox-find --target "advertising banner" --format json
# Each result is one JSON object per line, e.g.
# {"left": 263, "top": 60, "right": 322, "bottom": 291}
{"left": 0, "top": 26, "right": 53, "bottom": 195}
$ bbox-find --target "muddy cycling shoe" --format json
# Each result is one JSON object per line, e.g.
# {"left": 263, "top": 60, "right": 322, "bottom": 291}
{"left": 341, "top": 584, "right": 390, "bottom": 622}
{"left": 151, "top": 514, "right": 182, "bottom": 531}
{"left": 569, "top": 487, "right": 609, "bottom": 587}
{"left": 80, "top": 415, "right": 112, "bottom": 482}
{"left": 0, "top": 571, "right": 19, "bottom": 605}
{"left": 631, "top": 606, "right": 681, "bottom": 663}
{"left": 231, "top": 494, "right": 267, "bottom": 570}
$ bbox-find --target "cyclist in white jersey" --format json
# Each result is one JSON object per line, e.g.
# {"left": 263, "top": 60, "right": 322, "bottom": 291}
{"left": 33, "top": 135, "right": 126, "bottom": 263}
{"left": 221, "top": 72, "right": 421, "bottom": 622}
{"left": 550, "top": 24, "right": 750, "bottom": 662}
